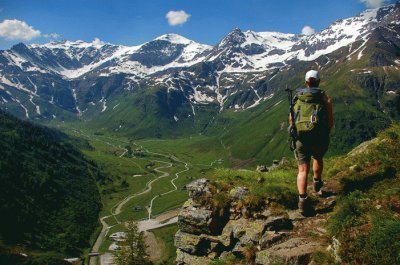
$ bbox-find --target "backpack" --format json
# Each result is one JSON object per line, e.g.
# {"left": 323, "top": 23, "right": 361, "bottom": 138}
{"left": 293, "top": 88, "right": 329, "bottom": 135}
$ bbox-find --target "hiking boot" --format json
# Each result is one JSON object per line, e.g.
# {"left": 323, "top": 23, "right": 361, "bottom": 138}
{"left": 313, "top": 179, "right": 323, "bottom": 196}
{"left": 298, "top": 196, "right": 308, "bottom": 215}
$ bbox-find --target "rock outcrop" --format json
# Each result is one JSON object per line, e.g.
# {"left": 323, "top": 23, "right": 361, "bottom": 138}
{"left": 174, "top": 178, "right": 336, "bottom": 265}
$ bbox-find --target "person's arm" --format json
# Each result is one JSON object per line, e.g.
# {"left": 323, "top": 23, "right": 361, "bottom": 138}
{"left": 324, "top": 95, "right": 334, "bottom": 130}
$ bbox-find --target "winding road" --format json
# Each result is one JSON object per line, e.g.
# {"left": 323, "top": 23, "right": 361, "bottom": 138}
{"left": 69, "top": 130, "right": 222, "bottom": 265}
{"left": 73, "top": 131, "right": 191, "bottom": 265}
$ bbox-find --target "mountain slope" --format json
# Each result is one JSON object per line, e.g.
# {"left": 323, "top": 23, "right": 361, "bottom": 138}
{"left": 0, "top": 3, "right": 399, "bottom": 160}
{"left": 0, "top": 110, "right": 102, "bottom": 256}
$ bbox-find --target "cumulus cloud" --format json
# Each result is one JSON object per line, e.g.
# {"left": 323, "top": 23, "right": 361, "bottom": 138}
{"left": 166, "top": 10, "right": 191, "bottom": 26}
{"left": 360, "top": 0, "right": 387, "bottom": 8}
{"left": 0, "top": 19, "right": 41, "bottom": 41}
{"left": 92, "top": 38, "right": 105, "bottom": 46}
{"left": 302, "top": 26, "right": 315, "bottom": 36}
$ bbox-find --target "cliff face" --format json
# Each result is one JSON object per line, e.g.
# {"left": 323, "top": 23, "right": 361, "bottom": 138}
{"left": 174, "top": 179, "right": 337, "bottom": 265}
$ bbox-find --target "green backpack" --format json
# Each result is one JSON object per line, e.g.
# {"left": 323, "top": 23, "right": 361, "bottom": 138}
{"left": 293, "top": 88, "right": 329, "bottom": 135}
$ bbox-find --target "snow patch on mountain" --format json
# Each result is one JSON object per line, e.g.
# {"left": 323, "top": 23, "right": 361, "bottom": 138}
{"left": 246, "top": 31, "right": 298, "bottom": 49}
{"left": 296, "top": 8, "right": 379, "bottom": 62}
{"left": 72, "top": 88, "right": 82, "bottom": 116}
{"left": 100, "top": 97, "right": 107, "bottom": 112}
{"left": 0, "top": 3, "right": 398, "bottom": 118}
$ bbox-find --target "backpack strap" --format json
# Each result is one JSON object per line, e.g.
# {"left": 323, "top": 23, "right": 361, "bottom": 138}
{"left": 295, "top": 105, "right": 301, "bottom": 121}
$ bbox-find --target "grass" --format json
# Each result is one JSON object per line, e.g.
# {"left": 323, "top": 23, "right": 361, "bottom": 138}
{"left": 149, "top": 224, "right": 179, "bottom": 265}
{"left": 55, "top": 126, "right": 233, "bottom": 253}
{"left": 82, "top": 143, "right": 159, "bottom": 215}
{"left": 136, "top": 136, "right": 231, "bottom": 167}
{"left": 151, "top": 191, "right": 189, "bottom": 216}
{"left": 216, "top": 92, "right": 291, "bottom": 167}
{"left": 324, "top": 124, "right": 400, "bottom": 265}
{"left": 204, "top": 160, "right": 299, "bottom": 211}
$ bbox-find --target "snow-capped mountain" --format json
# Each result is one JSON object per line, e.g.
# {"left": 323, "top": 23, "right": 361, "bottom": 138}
{"left": 0, "top": 3, "right": 399, "bottom": 133}
{"left": 206, "top": 4, "right": 400, "bottom": 72}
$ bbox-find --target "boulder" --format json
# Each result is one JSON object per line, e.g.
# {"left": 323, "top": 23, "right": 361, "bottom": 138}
{"left": 264, "top": 214, "right": 292, "bottom": 231}
{"left": 174, "top": 230, "right": 202, "bottom": 254}
{"left": 218, "top": 220, "right": 234, "bottom": 247}
{"left": 176, "top": 249, "right": 212, "bottom": 265}
{"left": 255, "top": 238, "right": 322, "bottom": 265}
{"left": 239, "top": 220, "right": 267, "bottom": 245}
{"left": 257, "top": 165, "right": 269, "bottom": 172}
{"left": 279, "top": 157, "right": 288, "bottom": 165}
{"left": 232, "top": 241, "right": 246, "bottom": 254}
{"left": 229, "top": 186, "right": 249, "bottom": 200}
{"left": 348, "top": 137, "right": 379, "bottom": 156}
{"left": 178, "top": 200, "right": 217, "bottom": 235}
{"left": 186, "top": 178, "right": 212, "bottom": 203}
{"left": 259, "top": 231, "right": 288, "bottom": 249}
{"left": 287, "top": 210, "right": 306, "bottom": 222}
{"left": 327, "top": 236, "right": 342, "bottom": 263}
{"left": 229, "top": 218, "right": 268, "bottom": 245}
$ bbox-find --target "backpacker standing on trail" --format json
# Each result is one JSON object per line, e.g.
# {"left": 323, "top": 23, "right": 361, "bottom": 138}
{"left": 288, "top": 70, "right": 333, "bottom": 215}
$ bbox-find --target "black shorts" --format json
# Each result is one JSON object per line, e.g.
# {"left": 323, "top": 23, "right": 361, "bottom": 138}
{"left": 294, "top": 132, "right": 330, "bottom": 165}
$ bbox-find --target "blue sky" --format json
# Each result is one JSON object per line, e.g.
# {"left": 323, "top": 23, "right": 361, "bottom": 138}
{"left": 0, "top": 0, "right": 395, "bottom": 49}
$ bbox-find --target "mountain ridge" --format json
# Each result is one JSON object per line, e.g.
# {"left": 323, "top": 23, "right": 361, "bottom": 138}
{"left": 3, "top": 4, "right": 399, "bottom": 79}
{"left": 0, "top": 3, "right": 399, "bottom": 160}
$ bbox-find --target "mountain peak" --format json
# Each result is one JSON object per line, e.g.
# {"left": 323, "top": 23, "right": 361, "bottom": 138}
{"left": 154, "top": 33, "right": 193, "bottom": 45}
{"left": 219, "top": 27, "right": 246, "bottom": 47}
{"left": 30, "top": 39, "right": 111, "bottom": 50}
{"left": 231, "top": 27, "right": 242, "bottom": 33}
{"left": 10, "top": 42, "right": 29, "bottom": 52}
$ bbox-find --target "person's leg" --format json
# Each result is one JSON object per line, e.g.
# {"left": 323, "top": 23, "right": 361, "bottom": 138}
{"left": 313, "top": 158, "right": 323, "bottom": 180}
{"left": 297, "top": 163, "right": 310, "bottom": 196}
{"left": 295, "top": 139, "right": 311, "bottom": 213}
{"left": 297, "top": 162, "right": 310, "bottom": 214}
{"left": 312, "top": 158, "right": 324, "bottom": 195}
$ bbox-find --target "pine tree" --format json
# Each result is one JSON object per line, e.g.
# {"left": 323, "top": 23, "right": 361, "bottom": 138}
{"left": 113, "top": 220, "right": 152, "bottom": 265}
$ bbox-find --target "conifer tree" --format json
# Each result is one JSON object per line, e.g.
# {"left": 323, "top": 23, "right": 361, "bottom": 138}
{"left": 113, "top": 220, "right": 152, "bottom": 265}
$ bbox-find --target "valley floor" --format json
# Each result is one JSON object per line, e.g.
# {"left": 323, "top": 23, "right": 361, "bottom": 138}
{"left": 62, "top": 128, "right": 230, "bottom": 264}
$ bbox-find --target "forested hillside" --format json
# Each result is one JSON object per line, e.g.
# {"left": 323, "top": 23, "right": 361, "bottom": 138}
{"left": 0, "top": 110, "right": 102, "bottom": 258}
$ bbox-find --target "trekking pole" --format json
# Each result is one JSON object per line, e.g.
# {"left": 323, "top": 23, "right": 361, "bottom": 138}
{"left": 285, "top": 85, "right": 297, "bottom": 151}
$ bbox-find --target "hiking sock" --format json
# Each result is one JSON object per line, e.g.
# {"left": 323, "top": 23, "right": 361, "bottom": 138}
{"left": 313, "top": 177, "right": 323, "bottom": 195}
{"left": 299, "top": 194, "right": 308, "bottom": 201}
{"left": 298, "top": 194, "right": 308, "bottom": 214}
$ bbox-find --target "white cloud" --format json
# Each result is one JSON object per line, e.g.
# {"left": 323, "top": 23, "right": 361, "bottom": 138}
{"left": 360, "top": 0, "right": 387, "bottom": 8}
{"left": 0, "top": 19, "right": 41, "bottom": 41}
{"left": 43, "top": 33, "right": 60, "bottom": 39}
{"left": 92, "top": 38, "right": 105, "bottom": 46}
{"left": 302, "top": 26, "right": 315, "bottom": 36}
{"left": 166, "top": 10, "right": 191, "bottom": 26}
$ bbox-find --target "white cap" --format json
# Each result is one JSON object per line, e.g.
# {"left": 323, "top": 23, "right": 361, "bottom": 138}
{"left": 305, "top": 70, "right": 320, "bottom": 81}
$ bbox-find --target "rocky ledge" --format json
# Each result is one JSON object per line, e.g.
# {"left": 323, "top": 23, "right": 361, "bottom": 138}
{"left": 174, "top": 178, "right": 338, "bottom": 265}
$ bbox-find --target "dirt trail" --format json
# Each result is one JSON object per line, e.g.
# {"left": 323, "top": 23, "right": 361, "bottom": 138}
{"left": 261, "top": 180, "right": 339, "bottom": 263}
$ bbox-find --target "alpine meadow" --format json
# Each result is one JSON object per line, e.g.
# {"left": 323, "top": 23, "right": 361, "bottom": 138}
{"left": 0, "top": 1, "right": 400, "bottom": 265}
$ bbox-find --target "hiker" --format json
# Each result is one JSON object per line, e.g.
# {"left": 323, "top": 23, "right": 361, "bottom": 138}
{"left": 289, "top": 70, "right": 333, "bottom": 214}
